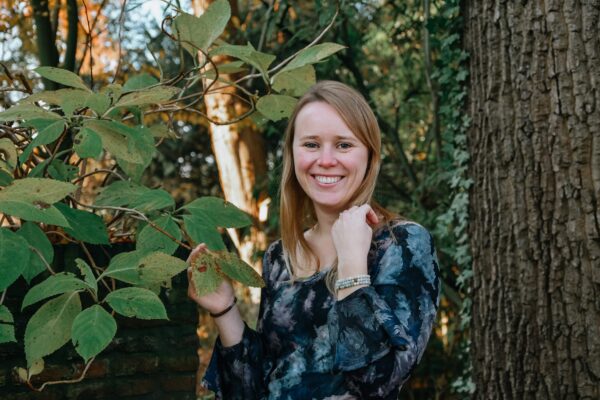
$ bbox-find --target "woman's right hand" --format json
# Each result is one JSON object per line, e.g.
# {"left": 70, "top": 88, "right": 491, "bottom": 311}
{"left": 186, "top": 243, "right": 235, "bottom": 314}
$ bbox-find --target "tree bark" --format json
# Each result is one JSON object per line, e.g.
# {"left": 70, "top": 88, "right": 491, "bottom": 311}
{"left": 30, "top": 0, "right": 60, "bottom": 88}
{"left": 191, "top": 0, "right": 269, "bottom": 269}
{"left": 464, "top": 1, "right": 600, "bottom": 399}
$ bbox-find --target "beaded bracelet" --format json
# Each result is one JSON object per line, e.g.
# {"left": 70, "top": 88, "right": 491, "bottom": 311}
{"left": 209, "top": 297, "right": 238, "bottom": 318}
{"left": 335, "top": 274, "right": 371, "bottom": 291}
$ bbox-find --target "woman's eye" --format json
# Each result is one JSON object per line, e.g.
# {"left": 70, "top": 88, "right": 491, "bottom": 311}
{"left": 303, "top": 142, "right": 318, "bottom": 148}
{"left": 338, "top": 142, "right": 353, "bottom": 149}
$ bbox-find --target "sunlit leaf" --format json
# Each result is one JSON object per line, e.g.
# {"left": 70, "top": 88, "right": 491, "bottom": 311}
{"left": 24, "top": 292, "right": 82, "bottom": 367}
{"left": 16, "top": 222, "right": 54, "bottom": 283}
{"left": 83, "top": 120, "right": 146, "bottom": 164}
{"left": 95, "top": 181, "right": 150, "bottom": 207}
{"left": 34, "top": 67, "right": 91, "bottom": 91}
{"left": 123, "top": 73, "right": 159, "bottom": 92}
{"left": 84, "top": 93, "right": 111, "bottom": 115}
{"left": 101, "top": 250, "right": 187, "bottom": 287}
{"left": 280, "top": 43, "right": 346, "bottom": 73}
{"left": 0, "top": 178, "right": 76, "bottom": 226}
{"left": 71, "top": 305, "right": 116, "bottom": 362}
{"left": 0, "top": 104, "right": 62, "bottom": 122}
{"left": 190, "top": 252, "right": 223, "bottom": 296}
{"left": 211, "top": 43, "right": 275, "bottom": 77}
{"left": 183, "top": 196, "right": 252, "bottom": 228}
{"left": 217, "top": 252, "right": 264, "bottom": 287}
{"left": 129, "top": 189, "right": 174, "bottom": 212}
{"left": 173, "top": 0, "right": 230, "bottom": 54}
{"left": 272, "top": 65, "right": 316, "bottom": 97}
{"left": 22, "top": 273, "right": 88, "bottom": 310}
{"left": 0, "top": 228, "right": 35, "bottom": 291}
{"left": 0, "top": 138, "right": 18, "bottom": 171}
{"left": 105, "top": 287, "right": 167, "bottom": 320}
{"left": 256, "top": 94, "right": 297, "bottom": 121}
{"left": 115, "top": 86, "right": 180, "bottom": 107}
{"left": 0, "top": 305, "right": 16, "bottom": 344}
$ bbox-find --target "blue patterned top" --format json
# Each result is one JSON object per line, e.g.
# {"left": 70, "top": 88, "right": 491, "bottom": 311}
{"left": 202, "top": 221, "right": 440, "bottom": 399}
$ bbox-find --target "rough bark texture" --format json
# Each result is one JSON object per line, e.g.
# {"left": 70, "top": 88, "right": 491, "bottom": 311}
{"left": 464, "top": 1, "right": 600, "bottom": 399}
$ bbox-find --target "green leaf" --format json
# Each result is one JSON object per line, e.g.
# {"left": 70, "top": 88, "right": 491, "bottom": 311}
{"left": 116, "top": 127, "right": 156, "bottom": 182}
{"left": 183, "top": 214, "right": 226, "bottom": 251}
{"left": 24, "top": 292, "right": 82, "bottom": 367}
{"left": 84, "top": 93, "right": 111, "bottom": 115}
{"left": 105, "top": 287, "right": 167, "bottom": 320}
{"left": 102, "top": 250, "right": 187, "bottom": 287}
{"left": 272, "top": 65, "right": 316, "bottom": 97}
{"left": 137, "top": 215, "right": 182, "bottom": 255}
{"left": 183, "top": 196, "right": 252, "bottom": 228}
{"left": 47, "top": 159, "right": 78, "bottom": 182}
{"left": 22, "top": 89, "right": 89, "bottom": 115}
{"left": 0, "top": 305, "right": 16, "bottom": 343}
{"left": 115, "top": 86, "right": 180, "bottom": 108}
{"left": 217, "top": 252, "right": 264, "bottom": 287}
{"left": 123, "top": 73, "right": 159, "bottom": 92}
{"left": 256, "top": 94, "right": 297, "bottom": 122}
{"left": 203, "top": 61, "right": 247, "bottom": 79}
{"left": 73, "top": 128, "right": 103, "bottom": 159}
{"left": 190, "top": 253, "right": 223, "bottom": 296}
{"left": 22, "top": 272, "right": 88, "bottom": 309}
{"left": 34, "top": 67, "right": 91, "bottom": 92}
{"left": 129, "top": 189, "right": 174, "bottom": 212}
{"left": 0, "top": 169, "right": 13, "bottom": 186}
{"left": 0, "top": 178, "right": 76, "bottom": 226}
{"left": 0, "top": 104, "right": 62, "bottom": 122}
{"left": 55, "top": 203, "right": 109, "bottom": 245}
{"left": 71, "top": 305, "right": 116, "bottom": 362}
{"left": 211, "top": 43, "right": 275, "bottom": 77}
{"left": 173, "top": 0, "right": 230, "bottom": 54}
{"left": 99, "top": 84, "right": 123, "bottom": 106}
{"left": 16, "top": 222, "right": 54, "bottom": 284}
{"left": 0, "top": 137, "right": 18, "bottom": 171}
{"left": 83, "top": 120, "right": 146, "bottom": 164}
{"left": 95, "top": 181, "right": 149, "bottom": 207}
{"left": 280, "top": 43, "right": 346, "bottom": 73}
{"left": 0, "top": 228, "right": 30, "bottom": 291}
{"left": 75, "top": 258, "right": 97, "bottom": 294}
{"left": 19, "top": 120, "right": 66, "bottom": 162}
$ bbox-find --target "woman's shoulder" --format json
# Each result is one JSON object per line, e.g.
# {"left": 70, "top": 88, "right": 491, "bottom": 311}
{"left": 370, "top": 218, "right": 438, "bottom": 287}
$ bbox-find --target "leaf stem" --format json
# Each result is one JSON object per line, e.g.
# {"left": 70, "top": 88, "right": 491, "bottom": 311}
{"left": 27, "top": 357, "right": 96, "bottom": 391}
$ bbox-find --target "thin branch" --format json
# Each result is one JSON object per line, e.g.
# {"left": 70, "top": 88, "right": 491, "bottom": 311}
{"left": 81, "top": 0, "right": 94, "bottom": 87}
{"left": 112, "top": 0, "right": 128, "bottom": 83}
{"left": 78, "top": 241, "right": 111, "bottom": 293}
{"left": 30, "top": 246, "right": 56, "bottom": 275}
{"left": 28, "top": 357, "right": 95, "bottom": 391}
{"left": 71, "top": 168, "right": 126, "bottom": 184}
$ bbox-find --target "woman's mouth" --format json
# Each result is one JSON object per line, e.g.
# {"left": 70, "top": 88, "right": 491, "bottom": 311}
{"left": 313, "top": 175, "right": 343, "bottom": 185}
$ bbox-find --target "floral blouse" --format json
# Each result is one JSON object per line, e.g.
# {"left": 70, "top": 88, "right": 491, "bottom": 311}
{"left": 202, "top": 221, "right": 440, "bottom": 399}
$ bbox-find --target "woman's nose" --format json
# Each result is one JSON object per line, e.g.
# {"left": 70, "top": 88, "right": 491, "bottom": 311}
{"left": 317, "top": 147, "right": 338, "bottom": 167}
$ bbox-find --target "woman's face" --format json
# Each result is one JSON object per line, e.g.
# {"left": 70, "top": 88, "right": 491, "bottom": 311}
{"left": 292, "top": 101, "right": 369, "bottom": 215}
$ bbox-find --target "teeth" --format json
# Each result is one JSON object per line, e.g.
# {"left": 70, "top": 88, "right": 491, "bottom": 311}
{"left": 315, "top": 176, "right": 341, "bottom": 184}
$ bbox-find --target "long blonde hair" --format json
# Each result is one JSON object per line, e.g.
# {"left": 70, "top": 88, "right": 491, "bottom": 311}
{"left": 279, "top": 81, "right": 396, "bottom": 289}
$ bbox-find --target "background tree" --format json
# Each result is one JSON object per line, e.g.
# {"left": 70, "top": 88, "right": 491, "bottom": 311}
{"left": 464, "top": 1, "right": 600, "bottom": 398}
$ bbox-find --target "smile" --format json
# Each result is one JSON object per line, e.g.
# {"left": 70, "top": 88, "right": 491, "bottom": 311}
{"left": 313, "top": 175, "right": 343, "bottom": 184}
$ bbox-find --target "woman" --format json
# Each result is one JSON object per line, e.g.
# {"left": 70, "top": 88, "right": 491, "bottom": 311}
{"left": 187, "top": 81, "right": 440, "bottom": 399}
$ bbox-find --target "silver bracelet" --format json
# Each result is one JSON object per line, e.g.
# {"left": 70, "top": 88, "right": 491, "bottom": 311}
{"left": 335, "top": 274, "right": 371, "bottom": 291}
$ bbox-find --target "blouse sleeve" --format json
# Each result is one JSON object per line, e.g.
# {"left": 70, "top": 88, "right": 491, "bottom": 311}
{"left": 327, "top": 222, "right": 440, "bottom": 397}
{"left": 200, "top": 247, "right": 275, "bottom": 400}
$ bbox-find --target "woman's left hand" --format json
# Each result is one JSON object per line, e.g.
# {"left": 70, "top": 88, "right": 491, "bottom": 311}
{"left": 332, "top": 204, "right": 379, "bottom": 278}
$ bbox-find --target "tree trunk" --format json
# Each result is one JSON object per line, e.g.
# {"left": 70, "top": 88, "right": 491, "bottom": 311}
{"left": 464, "top": 1, "right": 600, "bottom": 399}
{"left": 191, "top": 0, "right": 269, "bottom": 271}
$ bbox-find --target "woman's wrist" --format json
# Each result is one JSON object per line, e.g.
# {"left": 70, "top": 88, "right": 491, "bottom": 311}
{"left": 209, "top": 297, "right": 238, "bottom": 318}
{"left": 213, "top": 304, "right": 245, "bottom": 347}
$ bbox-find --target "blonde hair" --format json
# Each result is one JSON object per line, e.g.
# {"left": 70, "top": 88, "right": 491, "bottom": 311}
{"left": 278, "top": 81, "right": 397, "bottom": 290}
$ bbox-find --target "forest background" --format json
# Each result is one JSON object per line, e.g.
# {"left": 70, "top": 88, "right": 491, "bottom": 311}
{"left": 0, "top": 0, "right": 597, "bottom": 399}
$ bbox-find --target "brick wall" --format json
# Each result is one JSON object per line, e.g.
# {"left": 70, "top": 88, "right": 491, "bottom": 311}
{"left": 0, "top": 245, "right": 207, "bottom": 400}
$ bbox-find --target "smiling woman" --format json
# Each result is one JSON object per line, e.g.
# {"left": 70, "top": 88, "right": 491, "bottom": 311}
{"left": 187, "top": 81, "right": 441, "bottom": 399}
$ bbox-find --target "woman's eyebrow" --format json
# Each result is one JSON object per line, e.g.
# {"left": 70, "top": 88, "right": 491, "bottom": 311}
{"left": 298, "top": 134, "right": 356, "bottom": 140}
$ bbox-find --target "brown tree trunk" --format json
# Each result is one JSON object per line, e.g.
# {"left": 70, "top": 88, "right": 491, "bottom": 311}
{"left": 464, "top": 1, "right": 600, "bottom": 398}
{"left": 192, "top": 0, "right": 269, "bottom": 269}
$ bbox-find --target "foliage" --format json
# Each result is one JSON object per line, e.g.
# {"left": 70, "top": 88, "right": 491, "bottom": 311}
{"left": 0, "top": 0, "right": 342, "bottom": 389}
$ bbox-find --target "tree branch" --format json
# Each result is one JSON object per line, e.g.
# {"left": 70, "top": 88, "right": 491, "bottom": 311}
{"left": 63, "top": 0, "right": 79, "bottom": 72}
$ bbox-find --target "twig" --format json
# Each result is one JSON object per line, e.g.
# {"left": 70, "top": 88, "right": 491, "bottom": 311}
{"left": 0, "top": 289, "right": 6, "bottom": 305}
{"left": 78, "top": 241, "right": 111, "bottom": 294}
{"left": 28, "top": 356, "right": 95, "bottom": 391}
{"left": 81, "top": 0, "right": 94, "bottom": 87}
{"left": 45, "top": 230, "right": 78, "bottom": 243}
{"left": 69, "top": 197, "right": 192, "bottom": 250}
{"left": 112, "top": 0, "right": 128, "bottom": 83}
{"left": 246, "top": 0, "right": 275, "bottom": 87}
{"left": 30, "top": 246, "right": 56, "bottom": 275}
{"left": 71, "top": 168, "right": 126, "bottom": 184}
